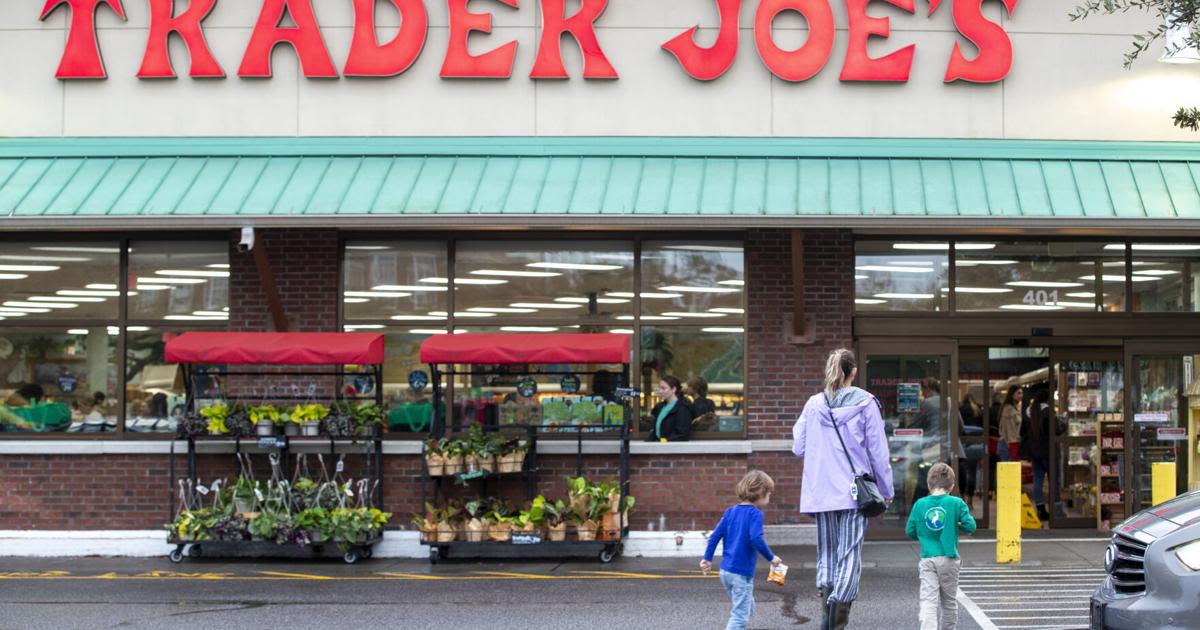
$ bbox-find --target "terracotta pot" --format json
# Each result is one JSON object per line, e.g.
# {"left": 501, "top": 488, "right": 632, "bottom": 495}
{"left": 425, "top": 453, "right": 445, "bottom": 476}
{"left": 436, "top": 521, "right": 457, "bottom": 543}
{"left": 547, "top": 522, "right": 567, "bottom": 541}
{"left": 599, "top": 512, "right": 621, "bottom": 541}
{"left": 465, "top": 518, "right": 485, "bottom": 542}
{"left": 608, "top": 491, "right": 620, "bottom": 514}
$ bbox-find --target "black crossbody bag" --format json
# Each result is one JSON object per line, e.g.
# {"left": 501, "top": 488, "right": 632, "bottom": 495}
{"left": 826, "top": 395, "right": 887, "bottom": 518}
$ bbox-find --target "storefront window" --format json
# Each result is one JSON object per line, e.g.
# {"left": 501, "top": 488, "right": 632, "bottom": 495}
{"left": 1128, "top": 243, "right": 1200, "bottom": 312}
{"left": 454, "top": 241, "right": 633, "bottom": 320}
{"left": 1131, "top": 355, "right": 1193, "bottom": 510}
{"left": 955, "top": 241, "right": 1123, "bottom": 312}
{"left": 0, "top": 329, "right": 118, "bottom": 433}
{"left": 640, "top": 242, "right": 743, "bottom": 318}
{"left": 854, "top": 241, "right": 949, "bottom": 312}
{"left": 639, "top": 327, "right": 745, "bottom": 436}
{"left": 343, "top": 241, "right": 448, "bottom": 322}
{"left": 342, "top": 326, "right": 442, "bottom": 434}
{"left": 0, "top": 242, "right": 120, "bottom": 321}
{"left": 125, "top": 328, "right": 193, "bottom": 434}
{"left": 128, "top": 241, "right": 229, "bottom": 322}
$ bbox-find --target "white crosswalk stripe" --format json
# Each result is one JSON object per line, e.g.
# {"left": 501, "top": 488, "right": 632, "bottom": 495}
{"left": 956, "top": 566, "right": 1107, "bottom": 630}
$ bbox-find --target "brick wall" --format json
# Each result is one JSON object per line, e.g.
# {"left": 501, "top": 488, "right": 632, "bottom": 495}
{"left": 229, "top": 228, "right": 339, "bottom": 333}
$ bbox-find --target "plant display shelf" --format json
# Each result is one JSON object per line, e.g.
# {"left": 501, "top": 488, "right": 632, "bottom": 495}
{"left": 418, "top": 333, "right": 634, "bottom": 564}
{"left": 164, "top": 332, "right": 388, "bottom": 564}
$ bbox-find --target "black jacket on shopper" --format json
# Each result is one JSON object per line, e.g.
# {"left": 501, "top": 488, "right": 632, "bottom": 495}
{"left": 647, "top": 400, "right": 694, "bottom": 442}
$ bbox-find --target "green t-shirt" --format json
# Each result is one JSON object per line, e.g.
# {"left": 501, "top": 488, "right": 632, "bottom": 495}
{"left": 905, "top": 494, "right": 977, "bottom": 559}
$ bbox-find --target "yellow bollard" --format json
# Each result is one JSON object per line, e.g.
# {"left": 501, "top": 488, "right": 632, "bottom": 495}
{"left": 996, "top": 462, "right": 1021, "bottom": 564}
{"left": 1152, "top": 462, "right": 1177, "bottom": 506}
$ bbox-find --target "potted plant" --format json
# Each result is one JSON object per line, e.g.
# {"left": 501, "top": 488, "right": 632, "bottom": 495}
{"left": 486, "top": 512, "right": 512, "bottom": 542}
{"left": 225, "top": 403, "right": 254, "bottom": 437}
{"left": 290, "top": 403, "right": 328, "bottom": 437}
{"left": 511, "top": 496, "right": 545, "bottom": 536}
{"left": 296, "top": 506, "right": 330, "bottom": 543}
{"left": 497, "top": 440, "right": 528, "bottom": 474}
{"left": 200, "top": 403, "right": 230, "bottom": 436}
{"left": 351, "top": 402, "right": 385, "bottom": 437}
{"left": 463, "top": 499, "right": 486, "bottom": 542}
{"left": 566, "top": 476, "right": 590, "bottom": 513}
{"left": 248, "top": 404, "right": 279, "bottom": 437}
{"left": 572, "top": 495, "right": 610, "bottom": 542}
{"left": 232, "top": 476, "right": 258, "bottom": 515}
{"left": 542, "top": 498, "right": 569, "bottom": 541}
{"left": 443, "top": 439, "right": 466, "bottom": 476}
{"left": 424, "top": 438, "right": 447, "bottom": 476}
{"left": 411, "top": 501, "right": 439, "bottom": 543}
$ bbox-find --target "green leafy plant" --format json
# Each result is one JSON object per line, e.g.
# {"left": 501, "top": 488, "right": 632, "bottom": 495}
{"left": 200, "top": 403, "right": 230, "bottom": 434}
{"left": 248, "top": 404, "right": 281, "bottom": 425}
{"left": 291, "top": 403, "right": 329, "bottom": 424}
{"left": 541, "top": 498, "right": 569, "bottom": 527}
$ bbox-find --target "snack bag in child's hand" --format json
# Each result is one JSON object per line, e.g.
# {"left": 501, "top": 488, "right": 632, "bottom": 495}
{"left": 767, "top": 563, "right": 787, "bottom": 586}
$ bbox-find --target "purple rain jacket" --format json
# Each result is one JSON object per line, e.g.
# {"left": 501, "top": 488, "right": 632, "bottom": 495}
{"left": 792, "top": 386, "right": 895, "bottom": 515}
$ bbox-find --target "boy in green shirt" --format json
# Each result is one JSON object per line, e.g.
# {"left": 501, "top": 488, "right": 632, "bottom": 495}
{"left": 906, "top": 463, "right": 977, "bottom": 630}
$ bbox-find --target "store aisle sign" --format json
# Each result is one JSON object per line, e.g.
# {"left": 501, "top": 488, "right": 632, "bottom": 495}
{"left": 1157, "top": 427, "right": 1187, "bottom": 440}
{"left": 39, "top": 0, "right": 1018, "bottom": 83}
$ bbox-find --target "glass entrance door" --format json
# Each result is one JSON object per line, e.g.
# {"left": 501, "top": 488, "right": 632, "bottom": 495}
{"left": 1126, "top": 342, "right": 1200, "bottom": 514}
{"left": 859, "top": 341, "right": 955, "bottom": 532}
{"left": 1050, "top": 350, "right": 1124, "bottom": 529}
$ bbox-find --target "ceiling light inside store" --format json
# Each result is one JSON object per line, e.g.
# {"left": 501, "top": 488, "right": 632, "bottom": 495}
{"left": 390, "top": 315, "right": 447, "bottom": 321}
{"left": 661, "top": 312, "right": 727, "bottom": 318}
{"left": 344, "top": 291, "right": 412, "bottom": 298}
{"left": 137, "top": 277, "right": 207, "bottom": 285}
{"left": 468, "top": 307, "right": 537, "bottom": 314}
{"left": 1133, "top": 269, "right": 1181, "bottom": 276}
{"left": 526, "top": 262, "right": 623, "bottom": 271}
{"left": 657, "top": 285, "right": 741, "bottom": 293}
{"left": 345, "top": 246, "right": 391, "bottom": 250}
{"left": 855, "top": 265, "right": 933, "bottom": 273}
{"left": 0, "top": 309, "right": 35, "bottom": 315}
{"left": 554, "top": 297, "right": 630, "bottom": 304}
{"left": 718, "top": 280, "right": 745, "bottom": 286}
{"left": 206, "top": 264, "right": 230, "bottom": 269}
{"left": 891, "top": 243, "right": 954, "bottom": 250}
{"left": 163, "top": 315, "right": 228, "bottom": 321}
{"left": 854, "top": 299, "right": 887, "bottom": 305}
{"left": 1006, "top": 281, "right": 1085, "bottom": 288}
{"left": 661, "top": 244, "right": 743, "bottom": 252}
{"left": 107, "top": 327, "right": 120, "bottom": 335}
{"left": 710, "top": 308, "right": 745, "bottom": 314}
{"left": 450, "top": 312, "right": 497, "bottom": 318}
{"left": 408, "top": 329, "right": 450, "bottom": 334}
{"left": 954, "top": 260, "right": 1018, "bottom": 267}
{"left": 67, "top": 329, "right": 88, "bottom": 335}
{"left": 371, "top": 285, "right": 448, "bottom": 292}
{"left": 701, "top": 327, "right": 745, "bottom": 333}
{"left": 510, "top": 303, "right": 583, "bottom": 309}
{"left": 86, "top": 284, "right": 117, "bottom": 290}
{"left": 609, "top": 329, "right": 634, "bottom": 334}
{"left": 419, "top": 277, "right": 508, "bottom": 285}
{"left": 32, "top": 246, "right": 120, "bottom": 253}
{"left": 1107, "top": 243, "right": 1200, "bottom": 251}
{"left": 1079, "top": 275, "right": 1158, "bottom": 283}
{"left": 873, "top": 293, "right": 934, "bottom": 299}
{"left": 1000, "top": 304, "right": 1065, "bottom": 311}
{"left": 605, "top": 292, "right": 683, "bottom": 299}
{"left": 127, "top": 326, "right": 150, "bottom": 332}
{"left": 471, "top": 269, "right": 562, "bottom": 278}
{"left": 192, "top": 311, "right": 228, "bottom": 317}
{"left": 0, "top": 265, "right": 59, "bottom": 272}
{"left": 344, "top": 298, "right": 369, "bottom": 303}
{"left": 4, "top": 301, "right": 76, "bottom": 309}
{"left": 29, "top": 296, "right": 105, "bottom": 303}
{"left": 344, "top": 324, "right": 385, "bottom": 330}
{"left": 135, "top": 285, "right": 171, "bottom": 291}
{"left": 58, "top": 290, "right": 120, "bottom": 297}
{"left": 0, "top": 274, "right": 29, "bottom": 280}
{"left": 500, "top": 326, "right": 560, "bottom": 332}
{"left": 1048, "top": 301, "right": 1097, "bottom": 308}
{"left": 632, "top": 315, "right": 681, "bottom": 321}
{"left": 0, "top": 255, "right": 89, "bottom": 262}
{"left": 1066, "top": 292, "right": 1098, "bottom": 298}
{"left": 155, "top": 269, "right": 230, "bottom": 278}
{"left": 939, "top": 287, "right": 1013, "bottom": 294}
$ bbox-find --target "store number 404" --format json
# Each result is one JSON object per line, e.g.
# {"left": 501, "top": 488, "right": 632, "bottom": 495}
{"left": 1023, "top": 290, "right": 1059, "bottom": 306}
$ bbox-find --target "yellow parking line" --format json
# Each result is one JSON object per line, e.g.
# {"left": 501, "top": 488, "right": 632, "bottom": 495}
{"left": 0, "top": 571, "right": 716, "bottom": 582}
{"left": 473, "top": 571, "right": 555, "bottom": 579}
{"left": 256, "top": 571, "right": 335, "bottom": 580}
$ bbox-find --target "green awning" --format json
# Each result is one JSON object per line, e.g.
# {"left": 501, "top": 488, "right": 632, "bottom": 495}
{"left": 3, "top": 137, "right": 1200, "bottom": 229}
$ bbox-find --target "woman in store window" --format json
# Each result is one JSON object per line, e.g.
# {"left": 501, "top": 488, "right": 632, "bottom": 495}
{"left": 792, "top": 349, "right": 894, "bottom": 630}
{"left": 1020, "top": 388, "right": 1055, "bottom": 522}
{"left": 687, "top": 376, "right": 718, "bottom": 432}
{"left": 647, "top": 375, "right": 693, "bottom": 442}
{"left": 998, "top": 386, "right": 1023, "bottom": 461}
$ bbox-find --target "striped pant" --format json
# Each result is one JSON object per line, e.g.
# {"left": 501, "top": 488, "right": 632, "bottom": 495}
{"left": 815, "top": 509, "right": 867, "bottom": 604}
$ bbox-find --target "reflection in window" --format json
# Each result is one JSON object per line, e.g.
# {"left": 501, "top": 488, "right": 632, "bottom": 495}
{"left": 343, "top": 242, "right": 448, "bottom": 322}
{"left": 125, "top": 328, "right": 194, "bottom": 433}
{"left": 640, "top": 327, "right": 744, "bottom": 436}
{"left": 129, "top": 241, "right": 229, "bottom": 322}
{"left": 854, "top": 242, "right": 948, "bottom": 312}
{"left": 0, "top": 242, "right": 120, "bottom": 321}
{"left": 1128, "top": 243, "right": 1200, "bottom": 312}
{"left": 955, "top": 242, "right": 1121, "bottom": 312}
{"left": 0, "top": 329, "right": 118, "bottom": 433}
{"left": 454, "top": 241, "right": 633, "bottom": 320}
{"left": 358, "top": 328, "right": 441, "bottom": 434}
{"left": 640, "top": 242, "right": 744, "bottom": 319}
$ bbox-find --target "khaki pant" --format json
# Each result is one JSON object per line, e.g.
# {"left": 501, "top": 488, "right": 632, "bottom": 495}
{"left": 918, "top": 556, "right": 961, "bottom": 630}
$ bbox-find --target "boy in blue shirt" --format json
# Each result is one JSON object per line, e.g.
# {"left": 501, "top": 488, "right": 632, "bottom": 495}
{"left": 906, "top": 463, "right": 977, "bottom": 630}
{"left": 701, "top": 470, "right": 783, "bottom": 630}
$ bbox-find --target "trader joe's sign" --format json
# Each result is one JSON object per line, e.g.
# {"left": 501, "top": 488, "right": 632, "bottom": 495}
{"left": 40, "top": 0, "right": 1018, "bottom": 83}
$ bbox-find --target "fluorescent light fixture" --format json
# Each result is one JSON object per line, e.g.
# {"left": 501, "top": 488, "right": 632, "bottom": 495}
{"left": 0, "top": 265, "right": 58, "bottom": 272}
{"left": 999, "top": 304, "right": 1065, "bottom": 311}
{"left": 343, "top": 324, "right": 385, "bottom": 330}
{"left": 1048, "top": 301, "right": 1097, "bottom": 309}
{"left": 32, "top": 246, "right": 119, "bottom": 253}
{"left": 1066, "top": 292, "right": 1097, "bottom": 298}
{"left": 470, "top": 269, "right": 561, "bottom": 278}
{"left": 155, "top": 269, "right": 230, "bottom": 278}
{"left": 451, "top": 312, "right": 496, "bottom": 318}
{"left": 136, "top": 277, "right": 207, "bottom": 285}
{"left": 855, "top": 265, "right": 933, "bottom": 273}
{"left": 854, "top": 275, "right": 869, "bottom": 280}
{"left": 510, "top": 303, "right": 583, "bottom": 309}
{"left": 390, "top": 315, "right": 447, "bottom": 321}
{"left": 58, "top": 290, "right": 119, "bottom": 297}
{"left": 0, "top": 309, "right": 36, "bottom": 315}
{"left": 0, "top": 255, "right": 89, "bottom": 262}
{"left": 873, "top": 293, "right": 934, "bottom": 299}
{"left": 1106, "top": 243, "right": 1200, "bottom": 251}
{"left": 467, "top": 307, "right": 537, "bottom": 314}
{"left": 0, "top": 273, "right": 29, "bottom": 280}
{"left": 940, "top": 287, "right": 1013, "bottom": 294}
{"left": 1005, "top": 281, "right": 1085, "bottom": 288}
{"left": 371, "top": 285, "right": 448, "bottom": 292}
{"left": 135, "top": 285, "right": 172, "bottom": 291}
{"left": 954, "top": 260, "right": 1018, "bottom": 267}
{"left": 67, "top": 329, "right": 89, "bottom": 335}
{"left": 345, "top": 245, "right": 391, "bottom": 250}
{"left": 891, "top": 243, "right": 954, "bottom": 250}
{"left": 710, "top": 308, "right": 745, "bottom": 314}
{"left": 192, "top": 311, "right": 229, "bottom": 317}
{"left": 526, "top": 262, "right": 623, "bottom": 271}
{"left": 206, "top": 264, "right": 230, "bottom": 269}
{"left": 419, "top": 277, "right": 508, "bottom": 286}
{"left": 500, "top": 326, "right": 560, "bottom": 332}
{"left": 344, "top": 291, "right": 412, "bottom": 298}
{"left": 4, "top": 301, "right": 76, "bottom": 309}
{"left": 127, "top": 326, "right": 150, "bottom": 332}
{"left": 86, "top": 284, "right": 117, "bottom": 290}
{"left": 661, "top": 312, "right": 727, "bottom": 318}
{"left": 409, "top": 329, "right": 450, "bottom": 335}
{"left": 718, "top": 280, "right": 745, "bottom": 286}
{"left": 701, "top": 327, "right": 745, "bottom": 333}
{"left": 660, "top": 244, "right": 743, "bottom": 253}
{"left": 343, "top": 298, "right": 369, "bottom": 304}
{"left": 29, "top": 296, "right": 106, "bottom": 303}
{"left": 657, "top": 285, "right": 741, "bottom": 293}
{"left": 605, "top": 292, "right": 683, "bottom": 299}
{"left": 163, "top": 315, "right": 228, "bottom": 321}
{"left": 1133, "top": 269, "right": 1181, "bottom": 276}
{"left": 554, "top": 297, "right": 630, "bottom": 304}
{"left": 609, "top": 329, "right": 635, "bottom": 334}
{"left": 616, "top": 315, "right": 681, "bottom": 321}
{"left": 1079, "top": 275, "right": 1158, "bottom": 283}
{"left": 854, "top": 299, "right": 887, "bottom": 305}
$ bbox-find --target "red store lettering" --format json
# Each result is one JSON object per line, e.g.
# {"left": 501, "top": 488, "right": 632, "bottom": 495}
{"left": 38, "top": 0, "right": 1019, "bottom": 83}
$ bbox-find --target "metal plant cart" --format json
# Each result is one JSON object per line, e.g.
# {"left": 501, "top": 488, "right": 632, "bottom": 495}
{"left": 164, "top": 332, "right": 386, "bottom": 564}
{"left": 418, "top": 333, "right": 633, "bottom": 564}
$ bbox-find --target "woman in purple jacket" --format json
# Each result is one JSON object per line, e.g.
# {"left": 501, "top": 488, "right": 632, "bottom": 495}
{"left": 792, "top": 348, "right": 895, "bottom": 630}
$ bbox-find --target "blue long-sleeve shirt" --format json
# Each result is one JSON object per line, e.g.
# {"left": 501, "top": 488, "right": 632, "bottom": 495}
{"left": 703, "top": 504, "right": 775, "bottom": 578}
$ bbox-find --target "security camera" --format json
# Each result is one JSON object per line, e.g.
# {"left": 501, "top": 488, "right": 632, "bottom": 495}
{"left": 237, "top": 226, "right": 255, "bottom": 253}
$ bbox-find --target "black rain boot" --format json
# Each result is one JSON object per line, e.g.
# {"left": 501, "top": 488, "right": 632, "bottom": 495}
{"left": 818, "top": 587, "right": 831, "bottom": 627}
{"left": 827, "top": 600, "right": 852, "bottom": 630}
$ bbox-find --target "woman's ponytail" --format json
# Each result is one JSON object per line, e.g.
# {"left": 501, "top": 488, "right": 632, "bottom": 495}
{"left": 824, "top": 348, "right": 857, "bottom": 395}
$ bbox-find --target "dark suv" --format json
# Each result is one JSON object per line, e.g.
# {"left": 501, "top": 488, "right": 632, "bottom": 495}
{"left": 1091, "top": 489, "right": 1200, "bottom": 630}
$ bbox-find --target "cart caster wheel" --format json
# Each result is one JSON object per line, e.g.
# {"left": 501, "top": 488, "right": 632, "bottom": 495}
{"left": 428, "top": 547, "right": 439, "bottom": 565}
{"left": 599, "top": 547, "right": 617, "bottom": 563}
{"left": 362, "top": 546, "right": 373, "bottom": 559}
{"left": 168, "top": 548, "right": 184, "bottom": 564}
{"left": 187, "top": 544, "right": 202, "bottom": 558}
{"left": 343, "top": 550, "right": 360, "bottom": 564}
